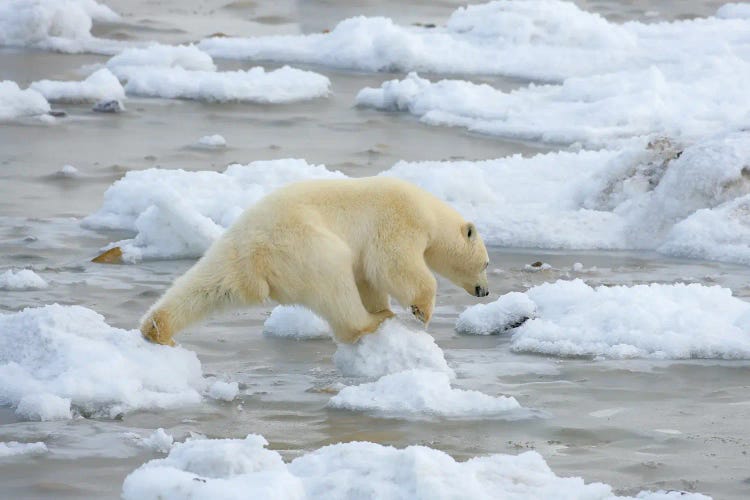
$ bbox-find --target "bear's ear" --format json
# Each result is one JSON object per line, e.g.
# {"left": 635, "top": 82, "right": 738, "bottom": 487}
{"left": 464, "top": 223, "right": 476, "bottom": 240}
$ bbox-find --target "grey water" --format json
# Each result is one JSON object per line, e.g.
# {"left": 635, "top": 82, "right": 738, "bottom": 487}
{"left": 1, "top": 1, "right": 748, "bottom": 498}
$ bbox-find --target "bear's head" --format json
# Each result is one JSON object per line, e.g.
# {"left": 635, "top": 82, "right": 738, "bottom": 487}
{"left": 426, "top": 221, "right": 490, "bottom": 298}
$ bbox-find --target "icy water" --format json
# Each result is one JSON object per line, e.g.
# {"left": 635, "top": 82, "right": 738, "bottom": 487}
{"left": 1, "top": 0, "right": 749, "bottom": 498}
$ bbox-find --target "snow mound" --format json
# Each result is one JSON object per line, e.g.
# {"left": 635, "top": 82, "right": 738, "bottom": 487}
{"left": 122, "top": 434, "right": 710, "bottom": 500}
{"left": 0, "top": 441, "right": 48, "bottom": 458}
{"left": 0, "top": 269, "right": 48, "bottom": 291}
{"left": 328, "top": 369, "right": 520, "bottom": 419}
{"left": 30, "top": 68, "right": 125, "bottom": 103}
{"left": 198, "top": 0, "right": 750, "bottom": 82}
{"left": 83, "top": 159, "right": 346, "bottom": 261}
{"left": 456, "top": 292, "right": 535, "bottom": 335}
{"left": 197, "top": 134, "right": 226, "bottom": 148}
{"left": 499, "top": 279, "right": 750, "bottom": 359}
{"left": 262, "top": 306, "right": 331, "bottom": 340}
{"left": 356, "top": 63, "right": 750, "bottom": 146}
{"left": 716, "top": 3, "right": 750, "bottom": 19}
{"left": 0, "top": 0, "right": 125, "bottom": 54}
{"left": 334, "top": 319, "right": 454, "bottom": 379}
{"left": 0, "top": 81, "right": 50, "bottom": 120}
{"left": 0, "top": 304, "right": 205, "bottom": 420}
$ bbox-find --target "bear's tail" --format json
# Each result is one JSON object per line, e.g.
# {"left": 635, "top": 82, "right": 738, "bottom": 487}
{"left": 140, "top": 242, "right": 269, "bottom": 345}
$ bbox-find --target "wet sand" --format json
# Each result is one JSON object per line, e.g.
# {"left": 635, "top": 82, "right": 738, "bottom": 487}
{"left": 1, "top": 1, "right": 749, "bottom": 498}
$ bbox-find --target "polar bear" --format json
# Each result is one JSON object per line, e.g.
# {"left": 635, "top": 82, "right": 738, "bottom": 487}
{"left": 140, "top": 177, "right": 490, "bottom": 345}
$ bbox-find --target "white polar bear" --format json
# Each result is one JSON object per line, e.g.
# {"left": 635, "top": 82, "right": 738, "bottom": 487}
{"left": 140, "top": 177, "right": 490, "bottom": 345}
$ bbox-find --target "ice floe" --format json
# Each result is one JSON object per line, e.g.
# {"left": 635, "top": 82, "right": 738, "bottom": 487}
{"left": 0, "top": 441, "right": 48, "bottom": 458}
{"left": 83, "top": 132, "right": 750, "bottom": 264}
{"left": 120, "top": 65, "right": 330, "bottom": 103}
{"left": 207, "top": 381, "right": 239, "bottom": 402}
{"left": 0, "top": 304, "right": 205, "bottom": 420}
{"left": 121, "top": 433, "right": 710, "bottom": 499}
{"left": 333, "top": 319, "right": 453, "bottom": 379}
{"left": 356, "top": 63, "right": 750, "bottom": 146}
{"left": 263, "top": 305, "right": 332, "bottom": 340}
{"left": 0, "top": 0, "right": 126, "bottom": 54}
{"left": 460, "top": 279, "right": 750, "bottom": 360}
{"left": 0, "top": 269, "right": 48, "bottom": 291}
{"left": 328, "top": 368, "right": 520, "bottom": 419}
{"left": 30, "top": 68, "right": 125, "bottom": 103}
{"left": 198, "top": 0, "right": 750, "bottom": 82}
{"left": 125, "top": 429, "right": 175, "bottom": 454}
{"left": 197, "top": 134, "right": 226, "bottom": 148}
{"left": 455, "top": 292, "right": 535, "bottom": 335}
{"left": 83, "top": 159, "right": 346, "bottom": 261}
{"left": 0, "top": 81, "right": 50, "bottom": 120}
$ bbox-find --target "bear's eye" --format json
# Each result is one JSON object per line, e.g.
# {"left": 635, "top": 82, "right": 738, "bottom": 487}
{"left": 467, "top": 227, "right": 472, "bottom": 238}
{"left": 483, "top": 261, "right": 489, "bottom": 270}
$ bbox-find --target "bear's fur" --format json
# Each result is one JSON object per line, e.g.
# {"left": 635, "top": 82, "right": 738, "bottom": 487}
{"left": 140, "top": 177, "right": 490, "bottom": 345}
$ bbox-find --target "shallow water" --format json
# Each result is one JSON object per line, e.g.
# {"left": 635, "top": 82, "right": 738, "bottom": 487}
{"left": 1, "top": 1, "right": 749, "bottom": 499}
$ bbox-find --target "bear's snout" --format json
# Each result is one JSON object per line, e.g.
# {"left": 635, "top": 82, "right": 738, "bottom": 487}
{"left": 475, "top": 285, "right": 489, "bottom": 297}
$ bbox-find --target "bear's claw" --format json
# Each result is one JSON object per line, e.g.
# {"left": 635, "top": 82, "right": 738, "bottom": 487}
{"left": 411, "top": 305, "right": 426, "bottom": 323}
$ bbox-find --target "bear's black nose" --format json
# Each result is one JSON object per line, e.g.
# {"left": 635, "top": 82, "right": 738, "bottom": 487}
{"left": 475, "top": 285, "right": 489, "bottom": 297}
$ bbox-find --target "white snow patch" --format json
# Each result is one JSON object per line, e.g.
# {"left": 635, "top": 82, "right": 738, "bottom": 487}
{"left": 106, "top": 44, "right": 217, "bottom": 75}
{"left": 0, "top": 441, "right": 48, "bottom": 458}
{"left": 198, "top": 0, "right": 750, "bottom": 83}
{"left": 207, "top": 381, "right": 239, "bottom": 402}
{"left": 499, "top": 279, "right": 750, "bottom": 359}
{"left": 0, "top": 0, "right": 126, "bottom": 54}
{"left": 356, "top": 64, "right": 750, "bottom": 146}
{"left": 334, "top": 319, "right": 454, "bottom": 379}
{"left": 118, "top": 65, "right": 330, "bottom": 103}
{"left": 83, "top": 159, "right": 346, "bottom": 261}
{"left": 329, "top": 369, "right": 520, "bottom": 419}
{"left": 30, "top": 68, "right": 125, "bottom": 103}
{"left": 0, "top": 81, "right": 50, "bottom": 120}
{"left": 456, "top": 292, "right": 535, "bottom": 335}
{"left": 197, "top": 135, "right": 226, "bottom": 148}
{"left": 0, "top": 269, "right": 48, "bottom": 291}
{"left": 122, "top": 434, "right": 710, "bottom": 500}
{"left": 262, "top": 306, "right": 332, "bottom": 340}
{"left": 0, "top": 304, "right": 205, "bottom": 420}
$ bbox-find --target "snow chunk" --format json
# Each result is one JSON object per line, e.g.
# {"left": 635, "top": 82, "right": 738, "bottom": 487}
{"left": 122, "top": 434, "right": 710, "bottom": 500}
{"left": 334, "top": 319, "right": 454, "bottom": 379}
{"left": 0, "top": 0, "right": 125, "bottom": 54}
{"left": 198, "top": 0, "right": 750, "bottom": 82}
{"left": 0, "top": 441, "right": 48, "bottom": 458}
{"left": 0, "top": 269, "right": 48, "bottom": 291}
{"left": 0, "top": 81, "right": 50, "bottom": 120}
{"left": 262, "top": 306, "right": 331, "bottom": 340}
{"left": 126, "top": 428, "right": 174, "bottom": 453}
{"left": 58, "top": 164, "right": 80, "bottom": 177}
{"left": 106, "top": 44, "right": 217, "bottom": 75}
{"left": 118, "top": 65, "right": 330, "bottom": 104}
{"left": 329, "top": 369, "right": 520, "bottom": 419}
{"left": 83, "top": 159, "right": 346, "bottom": 261}
{"left": 197, "top": 134, "right": 226, "bottom": 148}
{"left": 456, "top": 292, "right": 535, "bottom": 335}
{"left": 0, "top": 304, "right": 205, "bottom": 420}
{"left": 505, "top": 280, "right": 750, "bottom": 359}
{"left": 30, "top": 68, "right": 125, "bottom": 103}
{"left": 16, "top": 393, "right": 72, "bottom": 421}
{"left": 207, "top": 381, "right": 239, "bottom": 402}
{"left": 356, "top": 64, "right": 750, "bottom": 146}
